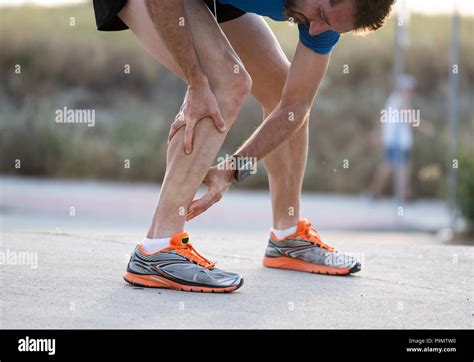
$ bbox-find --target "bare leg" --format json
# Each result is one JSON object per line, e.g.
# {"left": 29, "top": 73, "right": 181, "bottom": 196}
{"left": 119, "top": 0, "right": 251, "bottom": 238}
{"left": 221, "top": 14, "right": 308, "bottom": 230}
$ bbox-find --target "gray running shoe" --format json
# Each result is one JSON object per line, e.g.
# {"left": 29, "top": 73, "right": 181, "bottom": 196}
{"left": 263, "top": 219, "right": 361, "bottom": 276}
{"left": 124, "top": 232, "right": 243, "bottom": 292}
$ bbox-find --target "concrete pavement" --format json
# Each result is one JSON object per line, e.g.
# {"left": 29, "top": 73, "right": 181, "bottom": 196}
{"left": 0, "top": 176, "right": 451, "bottom": 232}
{"left": 0, "top": 176, "right": 472, "bottom": 328}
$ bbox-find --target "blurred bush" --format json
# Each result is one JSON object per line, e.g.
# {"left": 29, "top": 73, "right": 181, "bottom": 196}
{"left": 0, "top": 3, "right": 473, "bottom": 198}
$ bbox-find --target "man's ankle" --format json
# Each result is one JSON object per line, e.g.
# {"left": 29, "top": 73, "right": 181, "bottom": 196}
{"left": 147, "top": 225, "right": 183, "bottom": 239}
{"left": 272, "top": 218, "right": 300, "bottom": 231}
{"left": 141, "top": 236, "right": 171, "bottom": 254}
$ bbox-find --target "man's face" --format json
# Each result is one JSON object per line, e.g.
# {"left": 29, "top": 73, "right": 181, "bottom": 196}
{"left": 285, "top": 0, "right": 356, "bottom": 35}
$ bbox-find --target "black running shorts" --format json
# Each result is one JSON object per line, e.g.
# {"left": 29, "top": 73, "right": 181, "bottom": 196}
{"left": 93, "top": 0, "right": 246, "bottom": 31}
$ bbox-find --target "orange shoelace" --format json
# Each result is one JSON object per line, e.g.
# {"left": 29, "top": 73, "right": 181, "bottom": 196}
{"left": 166, "top": 243, "right": 216, "bottom": 269}
{"left": 296, "top": 222, "right": 334, "bottom": 252}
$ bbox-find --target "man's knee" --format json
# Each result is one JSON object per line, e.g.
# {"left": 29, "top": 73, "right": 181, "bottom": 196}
{"left": 229, "top": 68, "right": 252, "bottom": 104}
{"left": 237, "top": 70, "right": 253, "bottom": 100}
{"left": 217, "top": 68, "right": 252, "bottom": 127}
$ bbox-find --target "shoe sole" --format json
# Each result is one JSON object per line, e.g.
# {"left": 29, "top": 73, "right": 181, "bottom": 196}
{"left": 263, "top": 256, "right": 361, "bottom": 276}
{"left": 123, "top": 272, "right": 244, "bottom": 293}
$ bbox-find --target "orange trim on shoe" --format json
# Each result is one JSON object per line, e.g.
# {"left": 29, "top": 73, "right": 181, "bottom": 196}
{"left": 263, "top": 256, "right": 352, "bottom": 276}
{"left": 123, "top": 272, "right": 242, "bottom": 293}
{"left": 139, "top": 232, "right": 215, "bottom": 269}
{"left": 270, "top": 231, "right": 293, "bottom": 242}
{"left": 270, "top": 219, "right": 334, "bottom": 252}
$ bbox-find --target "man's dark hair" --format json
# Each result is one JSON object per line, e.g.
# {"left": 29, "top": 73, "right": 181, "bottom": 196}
{"left": 351, "top": 0, "right": 396, "bottom": 32}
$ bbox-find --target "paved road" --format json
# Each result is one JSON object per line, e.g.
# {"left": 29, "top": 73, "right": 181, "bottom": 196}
{"left": 0, "top": 176, "right": 472, "bottom": 328}
{"left": 0, "top": 176, "right": 452, "bottom": 232}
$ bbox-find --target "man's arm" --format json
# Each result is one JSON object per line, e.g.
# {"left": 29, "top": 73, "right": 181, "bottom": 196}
{"left": 185, "top": 42, "right": 331, "bottom": 220}
{"left": 234, "top": 41, "right": 330, "bottom": 162}
{"left": 146, "top": 0, "right": 226, "bottom": 153}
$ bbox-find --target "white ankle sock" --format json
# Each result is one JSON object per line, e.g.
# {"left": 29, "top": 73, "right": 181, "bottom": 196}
{"left": 271, "top": 225, "right": 297, "bottom": 239}
{"left": 141, "top": 237, "right": 171, "bottom": 254}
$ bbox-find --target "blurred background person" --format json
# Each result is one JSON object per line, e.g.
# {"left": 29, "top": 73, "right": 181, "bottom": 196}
{"left": 369, "top": 74, "right": 434, "bottom": 201}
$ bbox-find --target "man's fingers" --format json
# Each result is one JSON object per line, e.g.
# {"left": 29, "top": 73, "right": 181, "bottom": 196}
{"left": 186, "top": 207, "right": 208, "bottom": 221}
{"left": 186, "top": 200, "right": 214, "bottom": 221}
{"left": 212, "top": 109, "right": 227, "bottom": 133}
{"left": 184, "top": 122, "right": 196, "bottom": 154}
{"left": 186, "top": 189, "right": 224, "bottom": 221}
{"left": 168, "top": 117, "right": 185, "bottom": 144}
{"left": 188, "top": 191, "right": 214, "bottom": 213}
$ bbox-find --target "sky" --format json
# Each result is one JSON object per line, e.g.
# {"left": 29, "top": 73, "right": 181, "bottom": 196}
{"left": 401, "top": 0, "right": 474, "bottom": 15}
{"left": 1, "top": 0, "right": 474, "bottom": 15}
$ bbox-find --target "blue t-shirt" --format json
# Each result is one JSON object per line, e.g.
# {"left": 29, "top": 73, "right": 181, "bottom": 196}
{"left": 217, "top": 0, "right": 340, "bottom": 54}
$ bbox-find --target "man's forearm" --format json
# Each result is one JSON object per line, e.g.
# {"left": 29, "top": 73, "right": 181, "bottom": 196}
{"left": 233, "top": 43, "right": 329, "bottom": 165}
{"left": 146, "top": 0, "right": 207, "bottom": 86}
{"left": 235, "top": 102, "right": 310, "bottom": 162}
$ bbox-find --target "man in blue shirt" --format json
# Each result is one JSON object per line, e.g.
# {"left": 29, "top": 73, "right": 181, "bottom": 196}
{"left": 94, "top": 0, "right": 395, "bottom": 292}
